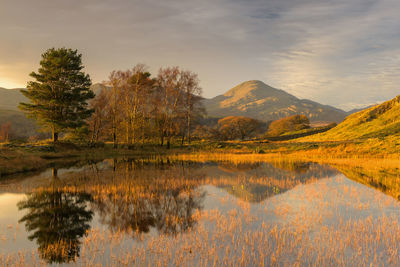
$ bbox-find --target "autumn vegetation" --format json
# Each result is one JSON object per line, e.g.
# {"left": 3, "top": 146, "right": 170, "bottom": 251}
{"left": 266, "top": 114, "right": 310, "bottom": 136}
{"left": 1, "top": 48, "right": 400, "bottom": 266}
{"left": 1, "top": 46, "right": 400, "bottom": 178}
{"left": 87, "top": 64, "right": 205, "bottom": 148}
{"left": 3, "top": 159, "right": 400, "bottom": 266}
{"left": 1, "top": 47, "right": 326, "bottom": 150}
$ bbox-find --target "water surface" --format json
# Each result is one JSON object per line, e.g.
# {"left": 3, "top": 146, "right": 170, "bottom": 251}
{"left": 1, "top": 158, "right": 400, "bottom": 266}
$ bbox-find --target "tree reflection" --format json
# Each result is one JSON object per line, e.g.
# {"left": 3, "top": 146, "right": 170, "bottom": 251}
{"left": 17, "top": 169, "right": 93, "bottom": 264}
{"left": 93, "top": 188, "right": 204, "bottom": 236}
{"left": 91, "top": 159, "right": 205, "bottom": 236}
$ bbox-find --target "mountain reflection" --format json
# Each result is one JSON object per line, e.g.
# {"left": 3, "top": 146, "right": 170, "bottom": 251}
{"left": 212, "top": 161, "right": 338, "bottom": 202}
{"left": 13, "top": 159, "right": 340, "bottom": 263}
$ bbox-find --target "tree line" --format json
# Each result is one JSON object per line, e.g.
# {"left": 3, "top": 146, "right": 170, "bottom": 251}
{"left": 88, "top": 64, "right": 205, "bottom": 148}
{"left": 19, "top": 48, "right": 205, "bottom": 148}
{"left": 15, "top": 47, "right": 326, "bottom": 146}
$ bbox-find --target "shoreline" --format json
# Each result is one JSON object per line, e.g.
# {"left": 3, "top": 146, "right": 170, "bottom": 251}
{"left": 1, "top": 140, "right": 400, "bottom": 177}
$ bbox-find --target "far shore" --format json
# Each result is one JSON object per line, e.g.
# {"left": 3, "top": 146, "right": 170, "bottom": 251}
{"left": 1, "top": 139, "right": 399, "bottom": 177}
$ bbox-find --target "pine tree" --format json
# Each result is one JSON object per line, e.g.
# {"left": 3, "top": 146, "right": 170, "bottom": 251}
{"left": 19, "top": 48, "right": 94, "bottom": 142}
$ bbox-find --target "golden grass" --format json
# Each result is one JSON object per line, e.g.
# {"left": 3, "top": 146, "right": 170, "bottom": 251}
{"left": 2, "top": 156, "right": 400, "bottom": 266}
{"left": 170, "top": 151, "right": 400, "bottom": 170}
{"left": 2, "top": 170, "right": 400, "bottom": 266}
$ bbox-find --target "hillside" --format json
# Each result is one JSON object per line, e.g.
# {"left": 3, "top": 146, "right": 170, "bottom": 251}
{"left": 0, "top": 85, "right": 104, "bottom": 139}
{"left": 203, "top": 80, "right": 348, "bottom": 123}
{"left": 0, "top": 87, "right": 27, "bottom": 110}
{"left": 301, "top": 95, "right": 400, "bottom": 141}
{"left": 0, "top": 109, "right": 38, "bottom": 138}
{"left": 0, "top": 84, "right": 105, "bottom": 111}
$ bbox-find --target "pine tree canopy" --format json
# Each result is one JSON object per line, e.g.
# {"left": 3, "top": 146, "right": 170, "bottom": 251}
{"left": 19, "top": 48, "right": 94, "bottom": 141}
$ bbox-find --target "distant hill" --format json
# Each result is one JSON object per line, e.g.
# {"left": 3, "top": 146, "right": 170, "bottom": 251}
{"left": 347, "top": 104, "right": 378, "bottom": 115}
{"left": 0, "top": 84, "right": 105, "bottom": 111}
{"left": 0, "top": 108, "right": 38, "bottom": 139}
{"left": 301, "top": 95, "right": 400, "bottom": 141}
{"left": 90, "top": 83, "right": 108, "bottom": 96}
{"left": 0, "top": 85, "right": 104, "bottom": 139}
{"left": 0, "top": 87, "right": 27, "bottom": 111}
{"left": 203, "top": 80, "right": 348, "bottom": 123}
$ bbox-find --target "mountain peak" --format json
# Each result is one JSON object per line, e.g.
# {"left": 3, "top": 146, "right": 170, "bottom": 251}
{"left": 203, "top": 80, "right": 348, "bottom": 122}
{"left": 223, "top": 80, "right": 278, "bottom": 98}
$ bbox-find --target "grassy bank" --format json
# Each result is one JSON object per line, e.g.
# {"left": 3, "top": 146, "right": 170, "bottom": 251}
{"left": 0, "top": 141, "right": 189, "bottom": 177}
{"left": 1, "top": 137, "right": 400, "bottom": 177}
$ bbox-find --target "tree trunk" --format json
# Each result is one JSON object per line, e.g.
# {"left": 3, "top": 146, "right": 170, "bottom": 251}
{"left": 52, "top": 168, "right": 58, "bottom": 179}
{"left": 113, "top": 131, "right": 117, "bottom": 149}
{"left": 187, "top": 114, "right": 191, "bottom": 145}
{"left": 52, "top": 130, "right": 58, "bottom": 143}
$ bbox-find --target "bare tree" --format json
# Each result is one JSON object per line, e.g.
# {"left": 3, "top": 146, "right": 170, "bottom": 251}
{"left": 104, "top": 71, "right": 125, "bottom": 148}
{"left": 87, "top": 88, "right": 111, "bottom": 144}
{"left": 127, "top": 64, "right": 154, "bottom": 147}
{"left": 155, "top": 67, "right": 182, "bottom": 148}
{"left": 88, "top": 65, "right": 203, "bottom": 147}
{"left": 0, "top": 122, "right": 11, "bottom": 142}
{"left": 180, "top": 70, "right": 204, "bottom": 145}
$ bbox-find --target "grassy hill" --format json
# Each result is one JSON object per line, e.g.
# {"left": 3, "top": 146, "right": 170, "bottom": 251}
{"left": 203, "top": 80, "right": 348, "bottom": 123}
{"left": 300, "top": 95, "right": 400, "bottom": 141}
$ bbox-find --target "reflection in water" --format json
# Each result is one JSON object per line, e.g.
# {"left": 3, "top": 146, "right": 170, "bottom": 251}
{"left": 92, "top": 189, "right": 204, "bottom": 235}
{"left": 91, "top": 159, "right": 205, "bottom": 235}
{"left": 214, "top": 161, "right": 337, "bottom": 202}
{"left": 4, "top": 159, "right": 400, "bottom": 265}
{"left": 336, "top": 165, "right": 400, "bottom": 200}
{"left": 217, "top": 162, "right": 262, "bottom": 173}
{"left": 6, "top": 159, "right": 340, "bottom": 264}
{"left": 17, "top": 170, "right": 93, "bottom": 264}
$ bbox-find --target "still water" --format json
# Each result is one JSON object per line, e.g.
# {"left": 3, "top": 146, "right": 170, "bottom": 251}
{"left": 1, "top": 158, "right": 400, "bottom": 266}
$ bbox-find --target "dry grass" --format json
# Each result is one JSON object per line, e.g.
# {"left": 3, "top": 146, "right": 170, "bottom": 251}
{"left": 171, "top": 151, "right": 400, "bottom": 170}
{"left": 0, "top": 148, "right": 46, "bottom": 177}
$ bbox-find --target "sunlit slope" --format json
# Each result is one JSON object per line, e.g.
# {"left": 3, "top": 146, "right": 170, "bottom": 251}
{"left": 300, "top": 95, "right": 400, "bottom": 141}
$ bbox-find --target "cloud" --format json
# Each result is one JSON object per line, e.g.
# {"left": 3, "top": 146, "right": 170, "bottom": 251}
{"left": 0, "top": 0, "right": 399, "bottom": 109}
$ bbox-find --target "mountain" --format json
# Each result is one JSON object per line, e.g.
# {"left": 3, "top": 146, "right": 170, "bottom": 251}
{"left": 203, "top": 80, "right": 348, "bottom": 123}
{"left": 347, "top": 104, "right": 377, "bottom": 115}
{"left": 0, "top": 87, "right": 27, "bottom": 111}
{"left": 0, "top": 88, "right": 36, "bottom": 138}
{"left": 302, "top": 95, "right": 400, "bottom": 141}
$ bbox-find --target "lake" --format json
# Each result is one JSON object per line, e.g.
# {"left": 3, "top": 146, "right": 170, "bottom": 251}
{"left": 1, "top": 158, "right": 400, "bottom": 266}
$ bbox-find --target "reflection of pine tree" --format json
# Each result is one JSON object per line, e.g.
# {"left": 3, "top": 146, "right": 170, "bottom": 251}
{"left": 18, "top": 190, "right": 93, "bottom": 263}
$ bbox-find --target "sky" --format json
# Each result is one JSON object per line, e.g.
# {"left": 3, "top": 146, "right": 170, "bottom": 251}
{"left": 1, "top": 0, "right": 400, "bottom": 110}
